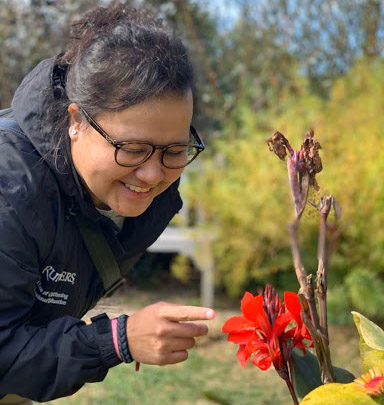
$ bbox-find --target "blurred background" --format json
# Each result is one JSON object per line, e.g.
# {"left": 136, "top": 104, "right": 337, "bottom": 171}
{"left": 1, "top": 0, "right": 384, "bottom": 403}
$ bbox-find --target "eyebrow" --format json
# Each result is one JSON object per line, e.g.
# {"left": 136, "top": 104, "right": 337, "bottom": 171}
{"left": 113, "top": 134, "right": 191, "bottom": 145}
{"left": 81, "top": 107, "right": 193, "bottom": 146}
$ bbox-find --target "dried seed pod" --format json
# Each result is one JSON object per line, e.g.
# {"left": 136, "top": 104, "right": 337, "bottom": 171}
{"left": 267, "top": 131, "right": 290, "bottom": 160}
{"left": 300, "top": 130, "right": 323, "bottom": 191}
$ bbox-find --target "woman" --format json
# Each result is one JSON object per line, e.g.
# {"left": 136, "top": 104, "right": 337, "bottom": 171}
{"left": 0, "top": 2, "right": 214, "bottom": 403}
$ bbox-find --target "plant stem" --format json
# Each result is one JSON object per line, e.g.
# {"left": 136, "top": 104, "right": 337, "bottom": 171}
{"left": 301, "top": 309, "right": 336, "bottom": 383}
{"left": 287, "top": 153, "right": 302, "bottom": 214}
{"left": 288, "top": 220, "right": 320, "bottom": 331}
{"left": 273, "top": 131, "right": 337, "bottom": 385}
{"left": 288, "top": 219, "right": 307, "bottom": 291}
{"left": 316, "top": 213, "right": 329, "bottom": 341}
{"left": 284, "top": 377, "right": 299, "bottom": 405}
{"left": 289, "top": 226, "right": 337, "bottom": 383}
{"left": 315, "top": 195, "right": 336, "bottom": 383}
{"left": 316, "top": 197, "right": 332, "bottom": 336}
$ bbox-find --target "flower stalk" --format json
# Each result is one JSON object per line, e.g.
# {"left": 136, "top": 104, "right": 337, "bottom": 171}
{"left": 267, "top": 130, "right": 339, "bottom": 385}
{"left": 285, "top": 378, "right": 300, "bottom": 405}
{"left": 316, "top": 196, "right": 332, "bottom": 340}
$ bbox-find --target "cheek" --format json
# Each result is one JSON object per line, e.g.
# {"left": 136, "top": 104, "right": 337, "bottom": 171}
{"left": 161, "top": 169, "right": 184, "bottom": 189}
{"left": 75, "top": 149, "right": 125, "bottom": 196}
{"left": 81, "top": 157, "right": 109, "bottom": 186}
{"left": 86, "top": 148, "right": 121, "bottom": 179}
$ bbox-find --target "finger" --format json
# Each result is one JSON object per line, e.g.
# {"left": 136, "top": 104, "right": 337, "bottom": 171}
{"left": 170, "top": 322, "right": 208, "bottom": 338}
{"left": 163, "top": 350, "right": 189, "bottom": 365}
{"left": 159, "top": 305, "right": 216, "bottom": 322}
{"left": 164, "top": 337, "right": 195, "bottom": 352}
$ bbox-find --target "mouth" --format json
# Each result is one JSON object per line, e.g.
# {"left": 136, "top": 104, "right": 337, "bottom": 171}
{"left": 121, "top": 182, "right": 155, "bottom": 199}
{"left": 124, "top": 183, "right": 152, "bottom": 193}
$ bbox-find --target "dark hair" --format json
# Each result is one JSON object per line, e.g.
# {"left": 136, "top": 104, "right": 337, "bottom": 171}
{"left": 48, "top": 1, "right": 194, "bottom": 167}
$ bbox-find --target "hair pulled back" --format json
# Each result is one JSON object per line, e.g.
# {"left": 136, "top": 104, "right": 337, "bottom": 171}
{"left": 46, "top": 1, "right": 194, "bottom": 169}
{"left": 61, "top": 2, "right": 194, "bottom": 115}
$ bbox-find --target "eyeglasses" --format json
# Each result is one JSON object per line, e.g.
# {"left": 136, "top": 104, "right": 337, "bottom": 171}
{"left": 80, "top": 107, "right": 205, "bottom": 169}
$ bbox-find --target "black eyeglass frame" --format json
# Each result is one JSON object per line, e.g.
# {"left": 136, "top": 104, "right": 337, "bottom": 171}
{"left": 80, "top": 107, "right": 205, "bottom": 169}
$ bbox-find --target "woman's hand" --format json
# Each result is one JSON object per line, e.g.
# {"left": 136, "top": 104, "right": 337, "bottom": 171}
{"left": 126, "top": 302, "right": 215, "bottom": 365}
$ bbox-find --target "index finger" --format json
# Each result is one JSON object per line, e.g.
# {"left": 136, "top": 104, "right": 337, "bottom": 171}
{"left": 159, "top": 305, "right": 216, "bottom": 322}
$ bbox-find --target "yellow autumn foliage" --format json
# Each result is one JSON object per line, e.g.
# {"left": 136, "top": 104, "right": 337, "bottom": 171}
{"left": 190, "top": 59, "right": 384, "bottom": 299}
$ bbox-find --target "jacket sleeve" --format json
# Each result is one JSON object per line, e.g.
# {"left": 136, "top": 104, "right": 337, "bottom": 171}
{"left": 0, "top": 197, "right": 121, "bottom": 401}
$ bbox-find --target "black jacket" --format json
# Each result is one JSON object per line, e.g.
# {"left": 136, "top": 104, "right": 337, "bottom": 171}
{"left": 0, "top": 58, "right": 182, "bottom": 401}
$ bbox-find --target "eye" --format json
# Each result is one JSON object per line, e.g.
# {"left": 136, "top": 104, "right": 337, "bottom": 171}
{"left": 165, "top": 146, "right": 188, "bottom": 156}
{"left": 123, "top": 150, "right": 146, "bottom": 156}
{"left": 120, "top": 144, "right": 150, "bottom": 156}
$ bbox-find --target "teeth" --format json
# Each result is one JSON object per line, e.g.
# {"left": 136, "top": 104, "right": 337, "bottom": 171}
{"left": 125, "top": 184, "right": 151, "bottom": 193}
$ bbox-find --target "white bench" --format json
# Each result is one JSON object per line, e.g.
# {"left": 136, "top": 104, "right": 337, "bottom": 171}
{"left": 147, "top": 226, "right": 215, "bottom": 307}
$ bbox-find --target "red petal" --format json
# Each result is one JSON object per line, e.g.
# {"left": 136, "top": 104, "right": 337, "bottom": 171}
{"left": 252, "top": 350, "right": 272, "bottom": 370}
{"left": 242, "top": 295, "right": 263, "bottom": 322}
{"left": 248, "top": 338, "right": 269, "bottom": 351}
{"left": 227, "top": 330, "right": 254, "bottom": 344}
{"left": 273, "top": 311, "right": 293, "bottom": 337}
{"left": 222, "top": 316, "right": 255, "bottom": 333}
{"left": 284, "top": 292, "right": 302, "bottom": 325}
{"left": 243, "top": 296, "right": 271, "bottom": 335}
{"left": 284, "top": 327, "right": 296, "bottom": 339}
{"left": 237, "top": 345, "right": 251, "bottom": 368}
{"left": 301, "top": 323, "right": 312, "bottom": 341}
{"left": 240, "top": 291, "right": 254, "bottom": 313}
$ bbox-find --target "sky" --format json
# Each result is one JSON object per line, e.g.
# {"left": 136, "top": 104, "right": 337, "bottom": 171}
{"left": 194, "top": 0, "right": 240, "bottom": 31}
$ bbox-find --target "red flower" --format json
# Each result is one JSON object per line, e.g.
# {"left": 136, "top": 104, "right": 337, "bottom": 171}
{"left": 284, "top": 291, "right": 313, "bottom": 347}
{"left": 222, "top": 286, "right": 312, "bottom": 373}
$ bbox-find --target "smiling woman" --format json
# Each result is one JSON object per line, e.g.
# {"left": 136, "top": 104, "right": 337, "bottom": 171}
{"left": 0, "top": 1, "right": 214, "bottom": 404}
{"left": 69, "top": 93, "right": 195, "bottom": 216}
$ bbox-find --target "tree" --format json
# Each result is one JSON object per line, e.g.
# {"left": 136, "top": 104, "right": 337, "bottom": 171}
{"left": 190, "top": 58, "right": 384, "bottom": 302}
{"left": 0, "top": 0, "right": 104, "bottom": 108}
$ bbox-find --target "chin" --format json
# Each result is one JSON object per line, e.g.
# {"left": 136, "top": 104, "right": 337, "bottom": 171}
{"left": 114, "top": 203, "right": 152, "bottom": 218}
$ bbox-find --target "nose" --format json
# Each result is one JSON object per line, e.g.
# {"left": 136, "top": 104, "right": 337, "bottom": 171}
{"left": 134, "top": 151, "right": 165, "bottom": 185}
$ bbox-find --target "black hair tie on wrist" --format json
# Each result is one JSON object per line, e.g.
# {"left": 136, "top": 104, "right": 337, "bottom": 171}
{"left": 117, "top": 314, "right": 134, "bottom": 363}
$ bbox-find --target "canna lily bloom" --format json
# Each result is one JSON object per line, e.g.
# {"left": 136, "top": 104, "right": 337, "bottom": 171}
{"left": 222, "top": 285, "right": 313, "bottom": 373}
{"left": 354, "top": 367, "right": 384, "bottom": 399}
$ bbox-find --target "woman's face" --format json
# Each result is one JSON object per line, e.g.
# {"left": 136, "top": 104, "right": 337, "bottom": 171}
{"left": 69, "top": 92, "right": 193, "bottom": 217}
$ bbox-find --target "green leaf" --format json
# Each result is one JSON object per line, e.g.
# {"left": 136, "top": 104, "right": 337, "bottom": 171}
{"left": 333, "top": 366, "right": 356, "bottom": 384}
{"left": 292, "top": 349, "right": 322, "bottom": 401}
{"left": 359, "top": 340, "right": 384, "bottom": 373}
{"left": 352, "top": 311, "right": 384, "bottom": 372}
{"left": 292, "top": 349, "right": 356, "bottom": 401}
{"left": 352, "top": 311, "right": 384, "bottom": 350}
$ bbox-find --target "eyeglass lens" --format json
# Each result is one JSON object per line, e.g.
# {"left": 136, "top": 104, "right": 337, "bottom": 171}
{"left": 116, "top": 143, "right": 200, "bottom": 168}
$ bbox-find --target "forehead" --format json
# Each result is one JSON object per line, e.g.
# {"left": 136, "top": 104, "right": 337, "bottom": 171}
{"left": 96, "top": 92, "right": 193, "bottom": 143}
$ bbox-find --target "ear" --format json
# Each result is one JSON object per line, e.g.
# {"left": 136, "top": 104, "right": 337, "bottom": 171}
{"left": 68, "top": 103, "right": 82, "bottom": 140}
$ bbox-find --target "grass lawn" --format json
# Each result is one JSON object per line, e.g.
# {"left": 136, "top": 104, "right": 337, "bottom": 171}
{"left": 42, "top": 287, "right": 362, "bottom": 405}
{"left": 43, "top": 342, "right": 294, "bottom": 405}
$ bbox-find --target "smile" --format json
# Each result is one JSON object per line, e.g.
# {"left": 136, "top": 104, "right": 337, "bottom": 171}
{"left": 124, "top": 184, "right": 152, "bottom": 193}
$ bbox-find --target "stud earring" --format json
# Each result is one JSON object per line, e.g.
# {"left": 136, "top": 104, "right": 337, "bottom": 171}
{"left": 71, "top": 129, "right": 77, "bottom": 135}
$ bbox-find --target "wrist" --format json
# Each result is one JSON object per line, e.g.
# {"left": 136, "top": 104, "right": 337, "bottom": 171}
{"left": 90, "top": 313, "right": 121, "bottom": 368}
{"left": 117, "top": 314, "right": 134, "bottom": 364}
{"left": 111, "top": 318, "right": 122, "bottom": 361}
